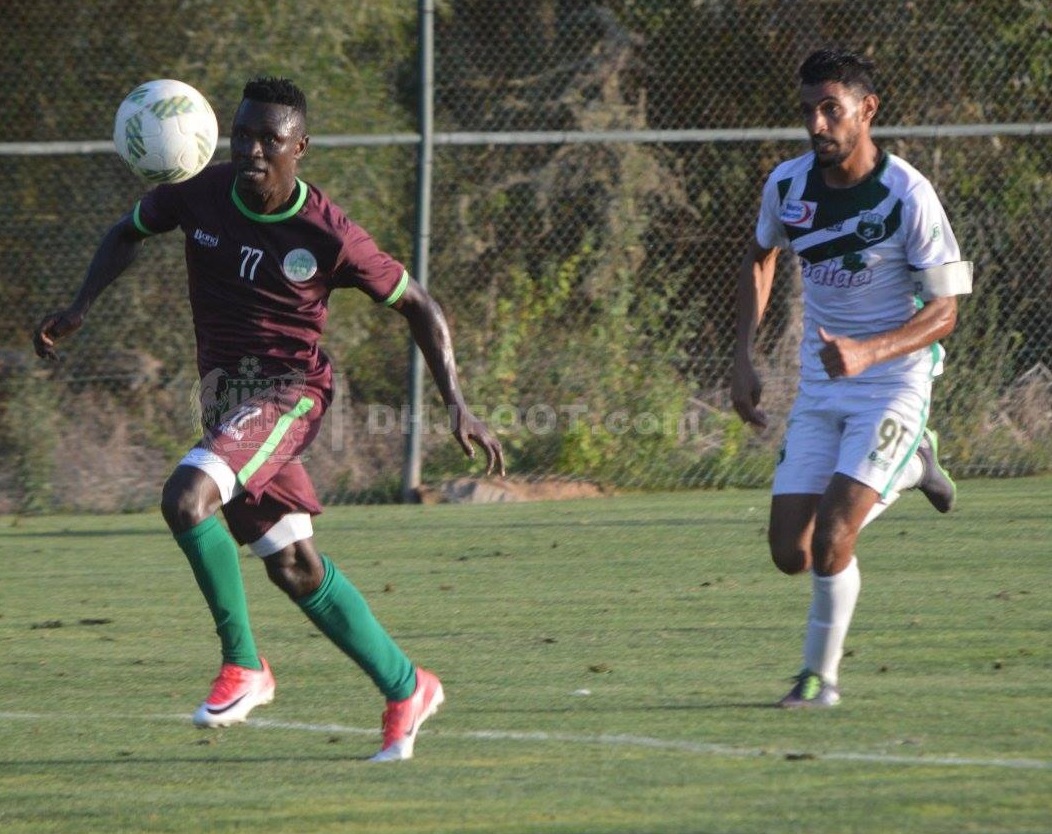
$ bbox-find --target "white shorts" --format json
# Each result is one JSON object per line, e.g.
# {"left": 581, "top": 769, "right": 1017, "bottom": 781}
{"left": 772, "top": 378, "right": 931, "bottom": 499}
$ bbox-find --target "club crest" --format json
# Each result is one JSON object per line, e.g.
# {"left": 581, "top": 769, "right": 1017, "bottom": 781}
{"left": 856, "top": 211, "right": 885, "bottom": 242}
{"left": 282, "top": 248, "right": 318, "bottom": 282}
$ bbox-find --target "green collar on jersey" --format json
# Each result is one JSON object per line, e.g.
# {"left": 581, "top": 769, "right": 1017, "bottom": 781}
{"left": 231, "top": 178, "right": 308, "bottom": 222}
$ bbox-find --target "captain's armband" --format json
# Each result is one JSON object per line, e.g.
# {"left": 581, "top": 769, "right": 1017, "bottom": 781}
{"left": 912, "top": 261, "right": 973, "bottom": 300}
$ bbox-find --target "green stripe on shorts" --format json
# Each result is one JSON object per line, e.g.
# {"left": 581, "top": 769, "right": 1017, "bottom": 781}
{"left": 881, "top": 399, "right": 930, "bottom": 499}
{"left": 237, "top": 396, "right": 315, "bottom": 486}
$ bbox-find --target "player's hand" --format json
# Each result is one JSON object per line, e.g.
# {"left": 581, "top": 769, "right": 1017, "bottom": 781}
{"left": 818, "top": 327, "right": 872, "bottom": 378}
{"left": 32, "top": 309, "right": 85, "bottom": 361}
{"left": 450, "top": 405, "right": 506, "bottom": 476}
{"left": 730, "top": 359, "right": 767, "bottom": 429}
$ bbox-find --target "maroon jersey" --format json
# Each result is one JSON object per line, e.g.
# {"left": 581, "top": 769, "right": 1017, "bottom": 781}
{"left": 133, "top": 162, "right": 407, "bottom": 395}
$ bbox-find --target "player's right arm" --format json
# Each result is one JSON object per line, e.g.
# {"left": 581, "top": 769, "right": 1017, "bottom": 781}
{"left": 731, "top": 236, "right": 780, "bottom": 429}
{"left": 33, "top": 212, "right": 149, "bottom": 360}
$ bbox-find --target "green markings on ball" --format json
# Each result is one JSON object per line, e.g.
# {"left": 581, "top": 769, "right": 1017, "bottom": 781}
{"left": 124, "top": 113, "right": 147, "bottom": 161}
{"left": 195, "top": 132, "right": 214, "bottom": 166}
{"left": 126, "top": 85, "right": 151, "bottom": 105}
{"left": 149, "top": 95, "right": 197, "bottom": 119}
{"left": 140, "top": 167, "right": 193, "bottom": 185}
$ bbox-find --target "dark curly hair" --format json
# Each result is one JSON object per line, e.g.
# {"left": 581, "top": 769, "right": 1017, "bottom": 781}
{"left": 242, "top": 76, "right": 307, "bottom": 119}
{"left": 799, "top": 49, "right": 876, "bottom": 96}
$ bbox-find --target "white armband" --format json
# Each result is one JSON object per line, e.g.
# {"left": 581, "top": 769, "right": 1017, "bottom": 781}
{"left": 913, "top": 261, "right": 973, "bottom": 300}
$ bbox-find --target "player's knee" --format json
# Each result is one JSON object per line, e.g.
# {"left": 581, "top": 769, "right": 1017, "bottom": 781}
{"left": 263, "top": 545, "right": 324, "bottom": 599}
{"left": 810, "top": 520, "right": 855, "bottom": 576}
{"left": 161, "top": 472, "right": 216, "bottom": 533}
{"left": 770, "top": 544, "right": 809, "bottom": 575}
{"left": 769, "top": 528, "right": 810, "bottom": 573}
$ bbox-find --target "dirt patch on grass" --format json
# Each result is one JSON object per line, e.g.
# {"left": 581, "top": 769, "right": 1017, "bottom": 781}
{"left": 416, "top": 477, "right": 610, "bottom": 504}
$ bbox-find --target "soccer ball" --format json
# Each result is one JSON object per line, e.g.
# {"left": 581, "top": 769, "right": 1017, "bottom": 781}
{"left": 113, "top": 79, "right": 218, "bottom": 184}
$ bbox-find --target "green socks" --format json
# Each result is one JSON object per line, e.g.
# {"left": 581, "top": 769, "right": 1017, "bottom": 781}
{"left": 171, "top": 523, "right": 411, "bottom": 699}
{"left": 297, "top": 555, "right": 416, "bottom": 701}
{"left": 174, "top": 516, "right": 262, "bottom": 671}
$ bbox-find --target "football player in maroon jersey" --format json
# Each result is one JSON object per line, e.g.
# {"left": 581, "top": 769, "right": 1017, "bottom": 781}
{"left": 34, "top": 76, "right": 504, "bottom": 761}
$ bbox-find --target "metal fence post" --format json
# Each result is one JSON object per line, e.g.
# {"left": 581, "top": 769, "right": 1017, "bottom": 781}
{"left": 401, "top": 0, "right": 435, "bottom": 502}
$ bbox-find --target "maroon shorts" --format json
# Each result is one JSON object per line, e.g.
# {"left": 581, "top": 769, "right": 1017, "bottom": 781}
{"left": 200, "top": 384, "right": 326, "bottom": 545}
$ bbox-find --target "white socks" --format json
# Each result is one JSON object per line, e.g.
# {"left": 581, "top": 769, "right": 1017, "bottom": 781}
{"left": 802, "top": 448, "right": 921, "bottom": 683}
{"left": 803, "top": 556, "right": 861, "bottom": 685}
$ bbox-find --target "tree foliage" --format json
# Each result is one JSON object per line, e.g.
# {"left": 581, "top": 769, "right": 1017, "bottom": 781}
{"left": 1, "top": 0, "right": 1049, "bottom": 509}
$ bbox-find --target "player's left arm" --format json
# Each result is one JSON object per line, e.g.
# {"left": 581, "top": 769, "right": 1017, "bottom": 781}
{"left": 389, "top": 278, "right": 506, "bottom": 476}
{"left": 817, "top": 296, "right": 958, "bottom": 379}
{"left": 819, "top": 183, "right": 972, "bottom": 379}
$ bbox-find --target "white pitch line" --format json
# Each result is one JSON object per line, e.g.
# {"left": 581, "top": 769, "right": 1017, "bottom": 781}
{"left": 230, "top": 716, "right": 1052, "bottom": 771}
{"left": 2, "top": 711, "right": 1049, "bottom": 771}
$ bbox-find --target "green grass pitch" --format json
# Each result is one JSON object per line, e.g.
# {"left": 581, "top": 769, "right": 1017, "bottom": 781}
{"left": 1, "top": 477, "right": 1049, "bottom": 833}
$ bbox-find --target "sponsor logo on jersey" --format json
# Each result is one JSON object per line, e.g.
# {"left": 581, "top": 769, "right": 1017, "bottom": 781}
{"left": 930, "top": 222, "right": 942, "bottom": 242}
{"left": 802, "top": 256, "right": 873, "bottom": 289}
{"left": 193, "top": 228, "right": 220, "bottom": 248}
{"left": 780, "top": 200, "right": 818, "bottom": 228}
{"left": 282, "top": 248, "right": 318, "bottom": 282}
{"left": 856, "top": 211, "right": 885, "bottom": 242}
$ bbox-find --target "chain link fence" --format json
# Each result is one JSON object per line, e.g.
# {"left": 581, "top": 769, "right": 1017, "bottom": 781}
{"left": 2, "top": 1, "right": 1050, "bottom": 512}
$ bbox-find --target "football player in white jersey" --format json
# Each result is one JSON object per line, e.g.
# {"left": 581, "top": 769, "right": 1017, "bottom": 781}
{"left": 731, "top": 48, "right": 972, "bottom": 707}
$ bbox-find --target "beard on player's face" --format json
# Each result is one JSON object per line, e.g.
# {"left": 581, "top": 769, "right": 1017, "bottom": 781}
{"left": 813, "top": 127, "right": 859, "bottom": 168}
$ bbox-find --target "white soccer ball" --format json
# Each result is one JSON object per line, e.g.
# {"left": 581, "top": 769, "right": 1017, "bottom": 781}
{"left": 113, "top": 79, "right": 218, "bottom": 184}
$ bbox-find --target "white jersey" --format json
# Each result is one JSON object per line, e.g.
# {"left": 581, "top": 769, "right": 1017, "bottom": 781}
{"left": 756, "top": 151, "right": 962, "bottom": 383}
